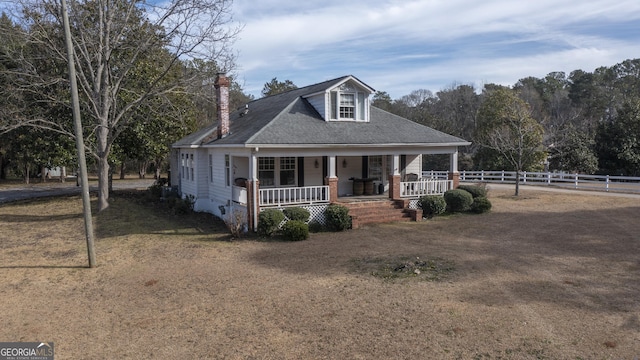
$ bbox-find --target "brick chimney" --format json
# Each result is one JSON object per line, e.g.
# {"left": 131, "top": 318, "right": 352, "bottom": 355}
{"left": 215, "top": 72, "right": 230, "bottom": 139}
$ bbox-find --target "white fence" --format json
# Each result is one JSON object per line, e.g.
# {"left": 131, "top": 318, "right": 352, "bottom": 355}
{"left": 400, "top": 179, "right": 453, "bottom": 198}
{"left": 260, "top": 185, "right": 330, "bottom": 207}
{"left": 456, "top": 170, "right": 640, "bottom": 193}
{"left": 421, "top": 170, "right": 449, "bottom": 180}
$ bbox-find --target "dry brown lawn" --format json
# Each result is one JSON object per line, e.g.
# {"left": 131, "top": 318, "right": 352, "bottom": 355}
{"left": 1, "top": 187, "right": 639, "bottom": 359}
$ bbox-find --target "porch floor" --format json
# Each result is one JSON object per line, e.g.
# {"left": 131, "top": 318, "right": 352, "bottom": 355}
{"left": 336, "top": 192, "right": 389, "bottom": 203}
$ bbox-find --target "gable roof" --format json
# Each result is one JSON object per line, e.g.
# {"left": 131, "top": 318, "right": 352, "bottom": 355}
{"left": 173, "top": 75, "right": 470, "bottom": 148}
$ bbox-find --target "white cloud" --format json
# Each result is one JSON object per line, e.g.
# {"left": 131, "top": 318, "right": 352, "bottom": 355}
{"left": 231, "top": 0, "right": 640, "bottom": 98}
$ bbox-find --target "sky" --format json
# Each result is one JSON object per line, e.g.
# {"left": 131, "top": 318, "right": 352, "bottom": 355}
{"left": 230, "top": 0, "right": 640, "bottom": 100}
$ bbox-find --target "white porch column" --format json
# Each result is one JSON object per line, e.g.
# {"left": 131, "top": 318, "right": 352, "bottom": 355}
{"left": 389, "top": 155, "right": 401, "bottom": 200}
{"left": 449, "top": 151, "right": 459, "bottom": 173}
{"left": 326, "top": 156, "right": 338, "bottom": 203}
{"left": 250, "top": 151, "right": 259, "bottom": 232}
{"left": 392, "top": 155, "right": 400, "bottom": 175}
{"left": 448, "top": 150, "right": 460, "bottom": 188}
{"left": 249, "top": 152, "right": 258, "bottom": 180}
{"left": 328, "top": 156, "right": 337, "bottom": 178}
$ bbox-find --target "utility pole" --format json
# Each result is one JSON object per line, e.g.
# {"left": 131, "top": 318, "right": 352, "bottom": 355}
{"left": 60, "top": 0, "right": 97, "bottom": 267}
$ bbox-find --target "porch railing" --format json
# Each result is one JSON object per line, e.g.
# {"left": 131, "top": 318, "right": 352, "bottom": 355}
{"left": 260, "top": 185, "right": 330, "bottom": 207}
{"left": 400, "top": 179, "right": 453, "bottom": 198}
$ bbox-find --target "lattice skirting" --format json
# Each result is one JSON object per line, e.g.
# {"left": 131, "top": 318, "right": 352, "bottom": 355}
{"left": 274, "top": 204, "right": 329, "bottom": 228}
{"left": 408, "top": 199, "right": 420, "bottom": 209}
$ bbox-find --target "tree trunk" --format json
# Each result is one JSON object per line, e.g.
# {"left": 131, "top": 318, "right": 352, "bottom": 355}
{"left": 514, "top": 171, "right": 520, "bottom": 196}
{"left": 154, "top": 158, "right": 162, "bottom": 180}
{"left": 24, "top": 163, "right": 30, "bottom": 184}
{"left": 96, "top": 122, "right": 111, "bottom": 211}
{"left": 138, "top": 161, "right": 147, "bottom": 179}
{"left": 120, "top": 162, "right": 126, "bottom": 179}
{"left": 97, "top": 155, "right": 110, "bottom": 211}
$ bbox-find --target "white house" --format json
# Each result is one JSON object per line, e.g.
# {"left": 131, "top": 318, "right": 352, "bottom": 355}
{"left": 171, "top": 74, "right": 470, "bottom": 230}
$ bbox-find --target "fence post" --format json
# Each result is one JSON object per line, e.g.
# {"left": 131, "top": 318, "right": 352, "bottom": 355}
{"left": 606, "top": 175, "right": 609, "bottom": 192}
{"left": 501, "top": 170, "right": 504, "bottom": 182}
{"left": 547, "top": 172, "right": 551, "bottom": 185}
{"left": 574, "top": 173, "right": 579, "bottom": 189}
{"left": 523, "top": 171, "right": 527, "bottom": 183}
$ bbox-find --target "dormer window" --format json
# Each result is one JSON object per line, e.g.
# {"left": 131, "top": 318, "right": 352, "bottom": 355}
{"left": 340, "top": 93, "right": 355, "bottom": 118}
{"left": 329, "top": 82, "right": 368, "bottom": 121}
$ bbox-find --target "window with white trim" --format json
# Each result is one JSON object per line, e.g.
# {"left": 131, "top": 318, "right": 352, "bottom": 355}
{"left": 329, "top": 82, "right": 368, "bottom": 121}
{"left": 258, "top": 157, "right": 274, "bottom": 187}
{"left": 369, "top": 155, "right": 383, "bottom": 181}
{"left": 181, "top": 154, "right": 185, "bottom": 179}
{"left": 339, "top": 93, "right": 355, "bottom": 119}
{"left": 280, "top": 157, "right": 296, "bottom": 186}
{"left": 190, "top": 154, "right": 194, "bottom": 181}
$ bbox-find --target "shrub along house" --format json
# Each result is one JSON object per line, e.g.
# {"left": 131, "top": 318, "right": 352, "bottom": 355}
{"left": 171, "top": 74, "right": 470, "bottom": 231}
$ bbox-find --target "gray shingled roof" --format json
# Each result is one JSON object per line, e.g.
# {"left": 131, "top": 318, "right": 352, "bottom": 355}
{"left": 173, "top": 75, "right": 469, "bottom": 148}
{"left": 172, "top": 123, "right": 218, "bottom": 147}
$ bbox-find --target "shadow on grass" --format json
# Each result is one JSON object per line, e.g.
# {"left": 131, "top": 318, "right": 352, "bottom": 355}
{"left": 0, "top": 265, "right": 90, "bottom": 269}
{"left": 244, "top": 204, "right": 640, "bottom": 315}
{"left": 94, "top": 190, "right": 229, "bottom": 241}
{"left": 0, "top": 213, "right": 83, "bottom": 223}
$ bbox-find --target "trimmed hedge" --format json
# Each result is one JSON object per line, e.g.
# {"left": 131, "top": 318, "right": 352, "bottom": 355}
{"left": 444, "top": 189, "right": 474, "bottom": 213}
{"left": 470, "top": 196, "right": 492, "bottom": 213}
{"left": 281, "top": 220, "right": 309, "bottom": 241}
{"left": 418, "top": 195, "right": 447, "bottom": 219}
{"left": 258, "top": 209, "right": 285, "bottom": 237}
{"left": 282, "top": 207, "right": 310, "bottom": 222}
{"left": 325, "top": 204, "right": 351, "bottom": 231}
{"left": 457, "top": 184, "right": 487, "bottom": 198}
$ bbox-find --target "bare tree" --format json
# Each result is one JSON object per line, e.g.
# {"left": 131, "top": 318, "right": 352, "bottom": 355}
{"left": 475, "top": 88, "right": 546, "bottom": 196}
{"left": 1, "top": 0, "right": 240, "bottom": 210}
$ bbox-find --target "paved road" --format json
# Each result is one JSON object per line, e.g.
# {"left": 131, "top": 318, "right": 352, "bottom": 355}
{"left": 0, "top": 179, "right": 156, "bottom": 204}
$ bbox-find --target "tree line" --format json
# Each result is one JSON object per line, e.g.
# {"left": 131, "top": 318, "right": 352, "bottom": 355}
{"left": 372, "top": 59, "right": 640, "bottom": 178}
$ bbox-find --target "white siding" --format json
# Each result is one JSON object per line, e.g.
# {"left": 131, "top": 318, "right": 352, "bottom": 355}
{"left": 405, "top": 154, "right": 422, "bottom": 178}
{"left": 193, "top": 149, "right": 209, "bottom": 211}
{"left": 305, "top": 93, "right": 327, "bottom": 120}
{"left": 304, "top": 157, "right": 324, "bottom": 186}
{"left": 210, "top": 151, "right": 230, "bottom": 202}
{"left": 234, "top": 157, "right": 250, "bottom": 181}
{"left": 336, "top": 156, "right": 362, "bottom": 196}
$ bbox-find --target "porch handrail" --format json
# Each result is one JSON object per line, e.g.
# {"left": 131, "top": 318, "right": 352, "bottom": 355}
{"left": 400, "top": 179, "right": 452, "bottom": 197}
{"left": 260, "top": 185, "right": 330, "bottom": 207}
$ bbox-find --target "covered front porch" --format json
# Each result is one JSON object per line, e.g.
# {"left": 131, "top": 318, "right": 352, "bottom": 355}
{"left": 230, "top": 150, "right": 461, "bottom": 230}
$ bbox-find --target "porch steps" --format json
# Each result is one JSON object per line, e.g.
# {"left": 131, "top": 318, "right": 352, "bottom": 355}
{"left": 340, "top": 199, "right": 420, "bottom": 229}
